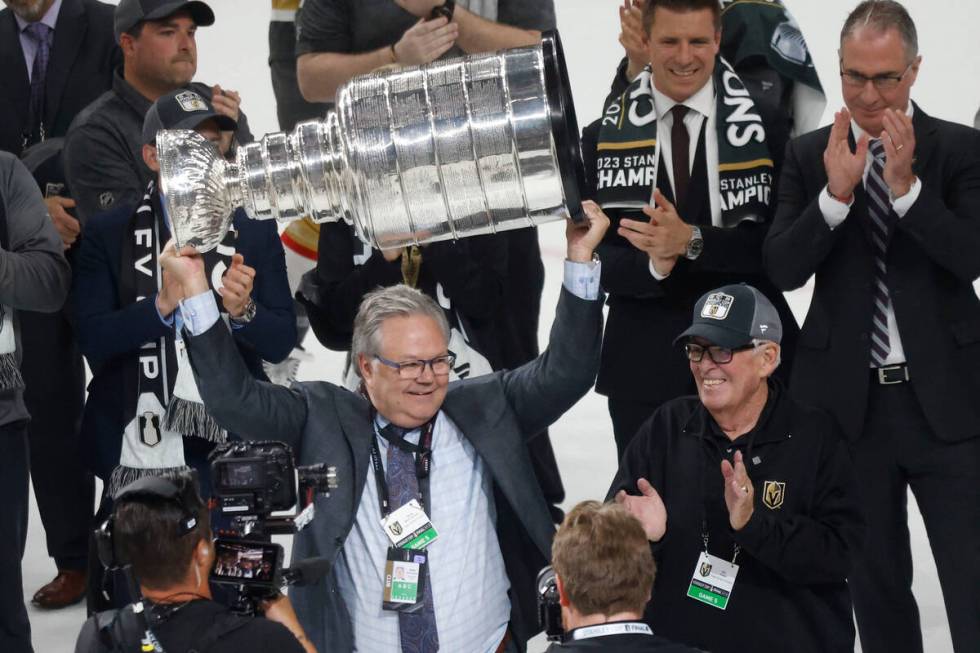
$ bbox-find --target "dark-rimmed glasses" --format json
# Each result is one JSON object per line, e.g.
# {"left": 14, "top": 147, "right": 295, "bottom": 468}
{"left": 839, "top": 62, "right": 913, "bottom": 91}
{"left": 684, "top": 342, "right": 756, "bottom": 365}
{"left": 374, "top": 353, "right": 456, "bottom": 379}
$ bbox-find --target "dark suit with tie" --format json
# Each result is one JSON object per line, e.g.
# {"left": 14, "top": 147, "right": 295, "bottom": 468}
{"left": 185, "top": 287, "right": 602, "bottom": 653}
{"left": 0, "top": 0, "right": 119, "bottom": 580}
{"left": 764, "top": 104, "right": 980, "bottom": 652}
{"left": 0, "top": 0, "right": 119, "bottom": 157}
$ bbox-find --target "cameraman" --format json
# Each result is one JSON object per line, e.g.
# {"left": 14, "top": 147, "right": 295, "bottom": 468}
{"left": 548, "top": 502, "right": 699, "bottom": 652}
{"left": 75, "top": 474, "right": 315, "bottom": 653}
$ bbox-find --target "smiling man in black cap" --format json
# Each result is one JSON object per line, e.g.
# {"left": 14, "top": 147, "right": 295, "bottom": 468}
{"left": 64, "top": 0, "right": 252, "bottom": 223}
{"left": 608, "top": 283, "right": 864, "bottom": 653}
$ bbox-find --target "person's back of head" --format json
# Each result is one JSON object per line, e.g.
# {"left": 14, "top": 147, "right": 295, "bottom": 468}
{"left": 552, "top": 501, "right": 655, "bottom": 620}
{"left": 111, "top": 472, "right": 211, "bottom": 593}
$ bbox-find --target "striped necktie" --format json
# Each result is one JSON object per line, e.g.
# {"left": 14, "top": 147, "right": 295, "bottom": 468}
{"left": 383, "top": 423, "right": 439, "bottom": 653}
{"left": 24, "top": 22, "right": 53, "bottom": 144}
{"left": 866, "top": 139, "right": 894, "bottom": 366}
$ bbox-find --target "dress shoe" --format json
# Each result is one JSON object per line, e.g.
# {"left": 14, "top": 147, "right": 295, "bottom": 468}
{"left": 31, "top": 569, "right": 86, "bottom": 609}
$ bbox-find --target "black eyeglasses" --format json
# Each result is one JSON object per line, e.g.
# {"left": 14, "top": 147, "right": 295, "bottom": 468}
{"left": 374, "top": 353, "right": 456, "bottom": 379}
{"left": 839, "top": 62, "right": 913, "bottom": 91}
{"left": 684, "top": 342, "right": 756, "bottom": 365}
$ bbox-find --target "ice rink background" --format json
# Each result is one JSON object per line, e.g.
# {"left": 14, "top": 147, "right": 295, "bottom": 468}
{"left": 24, "top": 0, "right": 980, "bottom": 650}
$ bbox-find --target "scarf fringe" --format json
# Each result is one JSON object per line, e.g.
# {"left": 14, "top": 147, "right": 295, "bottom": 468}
{"left": 0, "top": 354, "right": 24, "bottom": 392}
{"left": 108, "top": 464, "right": 193, "bottom": 498}
{"left": 163, "top": 395, "right": 227, "bottom": 443}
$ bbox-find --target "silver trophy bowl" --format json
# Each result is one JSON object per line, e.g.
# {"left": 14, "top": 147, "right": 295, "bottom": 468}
{"left": 158, "top": 31, "right": 585, "bottom": 253}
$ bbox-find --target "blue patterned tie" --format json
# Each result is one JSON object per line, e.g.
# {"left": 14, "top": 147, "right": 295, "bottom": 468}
{"left": 866, "top": 140, "right": 894, "bottom": 366}
{"left": 24, "top": 22, "right": 53, "bottom": 144}
{"left": 383, "top": 424, "right": 439, "bottom": 653}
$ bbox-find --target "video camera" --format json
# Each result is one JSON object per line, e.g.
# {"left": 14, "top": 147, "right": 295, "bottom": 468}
{"left": 208, "top": 440, "right": 337, "bottom": 614}
{"left": 537, "top": 565, "right": 564, "bottom": 642}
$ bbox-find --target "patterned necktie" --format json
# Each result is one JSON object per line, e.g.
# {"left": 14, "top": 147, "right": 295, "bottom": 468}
{"left": 866, "top": 139, "right": 894, "bottom": 366}
{"left": 670, "top": 104, "right": 691, "bottom": 209}
{"left": 24, "top": 22, "right": 53, "bottom": 144}
{"left": 383, "top": 423, "right": 439, "bottom": 653}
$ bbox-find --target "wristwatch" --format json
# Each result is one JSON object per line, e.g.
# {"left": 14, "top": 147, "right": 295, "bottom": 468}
{"left": 430, "top": 0, "right": 455, "bottom": 21}
{"left": 684, "top": 225, "right": 704, "bottom": 260}
{"left": 229, "top": 298, "right": 256, "bottom": 326}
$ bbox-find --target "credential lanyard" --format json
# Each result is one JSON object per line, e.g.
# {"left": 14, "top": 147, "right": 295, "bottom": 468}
{"left": 369, "top": 415, "right": 435, "bottom": 519}
{"left": 697, "top": 424, "right": 748, "bottom": 564}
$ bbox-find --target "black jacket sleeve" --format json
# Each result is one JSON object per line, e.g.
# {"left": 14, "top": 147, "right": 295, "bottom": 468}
{"left": 733, "top": 423, "right": 865, "bottom": 585}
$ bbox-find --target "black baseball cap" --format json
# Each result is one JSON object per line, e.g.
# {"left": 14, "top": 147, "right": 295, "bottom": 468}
{"left": 114, "top": 0, "right": 215, "bottom": 42}
{"left": 674, "top": 284, "right": 783, "bottom": 349}
{"left": 142, "top": 88, "right": 236, "bottom": 145}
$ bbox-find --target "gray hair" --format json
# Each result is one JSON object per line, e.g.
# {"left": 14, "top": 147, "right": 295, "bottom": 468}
{"left": 840, "top": 1, "right": 918, "bottom": 61}
{"left": 751, "top": 338, "right": 782, "bottom": 370}
{"left": 351, "top": 285, "right": 450, "bottom": 379}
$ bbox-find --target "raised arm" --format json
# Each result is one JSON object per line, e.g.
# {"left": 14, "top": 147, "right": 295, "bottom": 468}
{"left": 160, "top": 242, "right": 308, "bottom": 447}
{"left": 501, "top": 204, "right": 607, "bottom": 437}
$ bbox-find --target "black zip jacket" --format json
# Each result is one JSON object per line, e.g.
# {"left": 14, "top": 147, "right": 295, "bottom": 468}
{"left": 608, "top": 382, "right": 864, "bottom": 652}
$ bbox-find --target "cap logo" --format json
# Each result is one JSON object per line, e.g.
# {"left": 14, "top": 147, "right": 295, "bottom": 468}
{"left": 701, "top": 292, "right": 734, "bottom": 320}
{"left": 175, "top": 91, "right": 208, "bottom": 113}
{"left": 759, "top": 324, "right": 769, "bottom": 333}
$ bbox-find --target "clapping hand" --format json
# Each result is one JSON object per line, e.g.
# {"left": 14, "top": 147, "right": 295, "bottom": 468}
{"left": 615, "top": 477, "right": 668, "bottom": 542}
{"left": 721, "top": 451, "right": 754, "bottom": 531}
{"left": 619, "top": 0, "right": 647, "bottom": 80}
{"left": 823, "top": 108, "right": 868, "bottom": 203}
{"left": 618, "top": 190, "right": 693, "bottom": 276}
{"left": 393, "top": 17, "right": 458, "bottom": 65}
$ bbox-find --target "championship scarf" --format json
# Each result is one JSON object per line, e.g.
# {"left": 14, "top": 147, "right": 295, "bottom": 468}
{"left": 111, "top": 182, "right": 235, "bottom": 495}
{"left": 0, "top": 197, "right": 23, "bottom": 392}
{"left": 595, "top": 58, "right": 774, "bottom": 228}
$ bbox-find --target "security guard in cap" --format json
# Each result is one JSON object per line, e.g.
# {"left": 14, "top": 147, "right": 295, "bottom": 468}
{"left": 609, "top": 284, "right": 864, "bottom": 653}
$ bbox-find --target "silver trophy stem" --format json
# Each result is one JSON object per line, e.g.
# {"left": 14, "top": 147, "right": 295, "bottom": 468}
{"left": 159, "top": 30, "right": 584, "bottom": 254}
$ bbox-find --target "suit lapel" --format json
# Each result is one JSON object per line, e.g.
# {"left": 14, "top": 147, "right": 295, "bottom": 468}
{"left": 46, "top": 0, "right": 86, "bottom": 129}
{"left": 0, "top": 10, "right": 30, "bottom": 115}
{"left": 333, "top": 390, "right": 374, "bottom": 518}
{"left": 909, "top": 101, "right": 937, "bottom": 182}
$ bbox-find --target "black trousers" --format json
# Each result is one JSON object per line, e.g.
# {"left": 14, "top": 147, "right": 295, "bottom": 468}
{"left": 607, "top": 397, "right": 662, "bottom": 461}
{"left": 850, "top": 380, "right": 980, "bottom": 653}
{"left": 20, "top": 309, "right": 92, "bottom": 571}
{"left": 0, "top": 420, "right": 32, "bottom": 653}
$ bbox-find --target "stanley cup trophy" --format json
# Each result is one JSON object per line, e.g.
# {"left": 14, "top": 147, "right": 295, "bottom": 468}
{"left": 157, "top": 31, "right": 585, "bottom": 254}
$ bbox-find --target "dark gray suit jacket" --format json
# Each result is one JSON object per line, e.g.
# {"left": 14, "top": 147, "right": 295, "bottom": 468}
{"left": 186, "top": 287, "right": 603, "bottom": 652}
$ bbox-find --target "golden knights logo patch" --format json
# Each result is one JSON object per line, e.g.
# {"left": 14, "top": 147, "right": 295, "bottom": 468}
{"left": 388, "top": 521, "right": 403, "bottom": 537}
{"left": 701, "top": 292, "right": 734, "bottom": 320}
{"left": 699, "top": 561, "right": 713, "bottom": 577}
{"left": 763, "top": 481, "right": 785, "bottom": 509}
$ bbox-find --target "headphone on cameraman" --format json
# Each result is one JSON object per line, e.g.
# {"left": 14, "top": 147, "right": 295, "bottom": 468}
{"left": 95, "top": 473, "right": 204, "bottom": 571}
